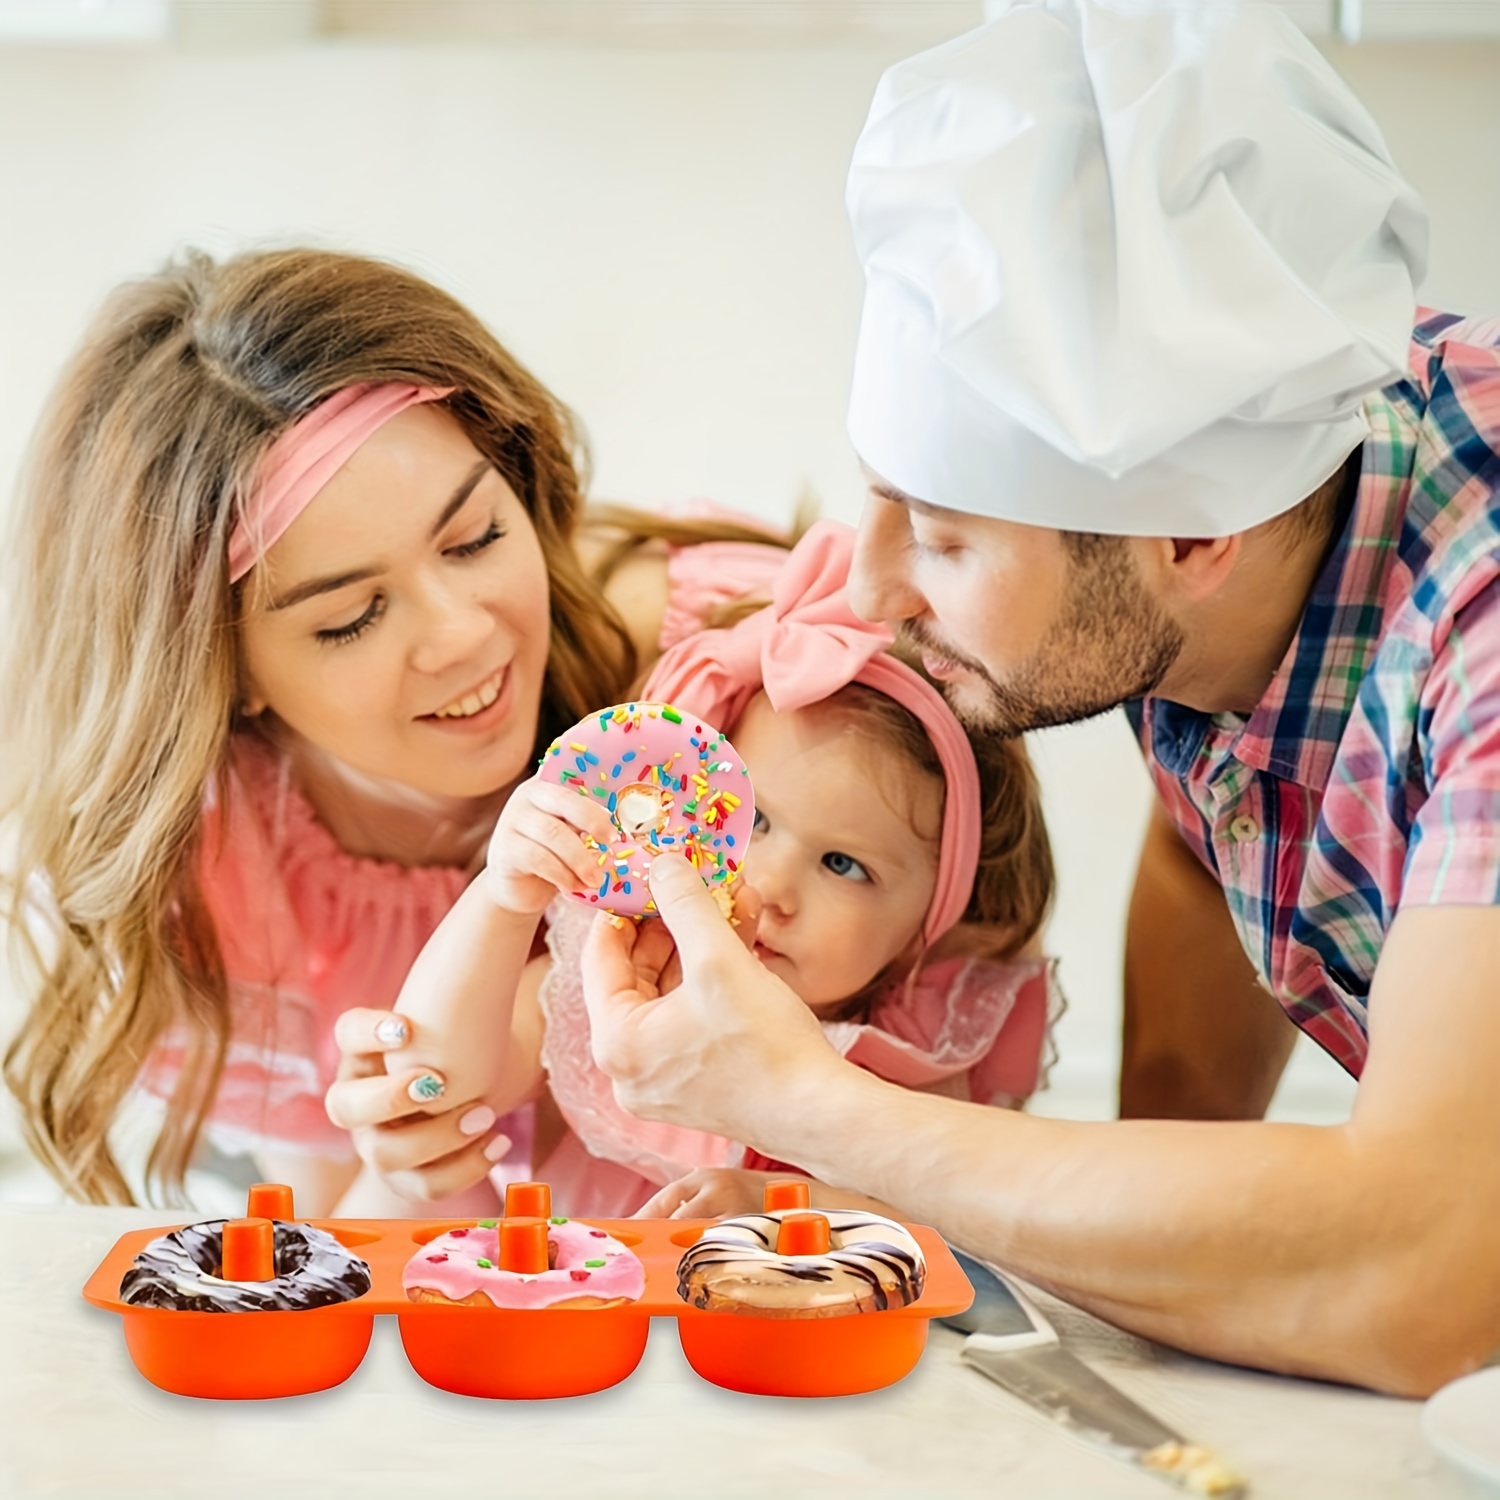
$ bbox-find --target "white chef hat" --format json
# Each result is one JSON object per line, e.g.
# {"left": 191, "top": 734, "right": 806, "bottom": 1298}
{"left": 846, "top": 0, "right": 1429, "bottom": 537}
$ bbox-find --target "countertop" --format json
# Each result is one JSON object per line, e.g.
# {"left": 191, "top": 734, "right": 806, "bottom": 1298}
{"left": 0, "top": 1204, "right": 1470, "bottom": 1500}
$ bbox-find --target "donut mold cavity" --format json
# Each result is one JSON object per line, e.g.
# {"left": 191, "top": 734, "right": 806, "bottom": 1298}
{"left": 119, "top": 1219, "right": 372, "bottom": 1312}
{"left": 403, "top": 1218, "right": 646, "bottom": 1310}
{"left": 676, "top": 1209, "right": 927, "bottom": 1318}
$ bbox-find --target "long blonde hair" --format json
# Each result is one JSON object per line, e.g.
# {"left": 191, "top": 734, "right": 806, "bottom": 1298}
{"left": 1, "top": 247, "right": 645, "bottom": 1203}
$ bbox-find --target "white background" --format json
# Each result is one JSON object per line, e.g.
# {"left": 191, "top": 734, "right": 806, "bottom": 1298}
{"left": 1, "top": 15, "right": 1498, "bottom": 1201}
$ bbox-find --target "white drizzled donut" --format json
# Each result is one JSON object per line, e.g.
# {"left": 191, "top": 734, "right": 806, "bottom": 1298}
{"left": 677, "top": 1209, "right": 926, "bottom": 1318}
{"left": 119, "top": 1219, "right": 372, "bottom": 1312}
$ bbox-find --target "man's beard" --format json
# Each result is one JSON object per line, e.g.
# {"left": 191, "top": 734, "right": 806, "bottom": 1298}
{"left": 902, "top": 544, "right": 1185, "bottom": 739}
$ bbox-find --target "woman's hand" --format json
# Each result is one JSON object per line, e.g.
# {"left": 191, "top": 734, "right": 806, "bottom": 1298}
{"left": 636, "top": 1167, "right": 787, "bottom": 1219}
{"left": 324, "top": 1008, "right": 511, "bottom": 1202}
{"left": 482, "top": 775, "right": 616, "bottom": 917}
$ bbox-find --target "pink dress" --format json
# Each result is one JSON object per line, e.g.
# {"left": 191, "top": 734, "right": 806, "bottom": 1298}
{"left": 537, "top": 900, "right": 1062, "bottom": 1215}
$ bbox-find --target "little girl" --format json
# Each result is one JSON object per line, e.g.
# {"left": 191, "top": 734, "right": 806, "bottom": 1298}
{"left": 359, "top": 519, "right": 1060, "bottom": 1217}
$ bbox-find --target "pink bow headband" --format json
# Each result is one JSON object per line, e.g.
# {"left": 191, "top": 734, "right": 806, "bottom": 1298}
{"left": 642, "top": 519, "right": 982, "bottom": 946}
{"left": 228, "top": 383, "right": 454, "bottom": 583}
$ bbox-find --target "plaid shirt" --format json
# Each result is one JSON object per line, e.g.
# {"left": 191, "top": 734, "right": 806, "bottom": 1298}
{"left": 1127, "top": 310, "right": 1500, "bottom": 1077}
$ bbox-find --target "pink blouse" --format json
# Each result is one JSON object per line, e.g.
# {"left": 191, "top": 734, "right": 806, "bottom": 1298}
{"left": 138, "top": 736, "right": 488, "bottom": 1160}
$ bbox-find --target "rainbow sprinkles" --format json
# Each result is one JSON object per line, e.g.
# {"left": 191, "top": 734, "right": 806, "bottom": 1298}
{"left": 537, "top": 701, "right": 757, "bottom": 920}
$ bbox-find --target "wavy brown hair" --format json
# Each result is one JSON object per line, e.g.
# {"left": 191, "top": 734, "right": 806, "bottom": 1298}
{"left": 1, "top": 247, "right": 656, "bottom": 1204}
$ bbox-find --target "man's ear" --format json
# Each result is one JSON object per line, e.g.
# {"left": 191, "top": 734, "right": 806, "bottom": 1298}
{"left": 1135, "top": 533, "right": 1242, "bottom": 605}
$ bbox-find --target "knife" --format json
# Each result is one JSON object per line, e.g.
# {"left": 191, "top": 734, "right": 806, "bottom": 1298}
{"left": 941, "top": 1247, "right": 1247, "bottom": 1498}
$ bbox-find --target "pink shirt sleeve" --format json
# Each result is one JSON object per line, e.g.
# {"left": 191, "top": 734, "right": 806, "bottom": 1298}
{"left": 538, "top": 898, "right": 742, "bottom": 1188}
{"left": 137, "top": 736, "right": 471, "bottom": 1159}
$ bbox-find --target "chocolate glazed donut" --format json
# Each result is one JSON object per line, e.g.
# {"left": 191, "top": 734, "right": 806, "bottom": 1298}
{"left": 677, "top": 1210, "right": 926, "bottom": 1317}
{"left": 119, "top": 1219, "right": 372, "bottom": 1312}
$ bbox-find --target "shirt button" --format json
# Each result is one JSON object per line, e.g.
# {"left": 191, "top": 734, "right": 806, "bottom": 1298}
{"left": 1229, "top": 815, "right": 1261, "bottom": 843}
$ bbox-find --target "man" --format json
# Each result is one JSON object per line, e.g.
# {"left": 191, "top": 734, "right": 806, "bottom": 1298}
{"left": 580, "top": 0, "right": 1500, "bottom": 1396}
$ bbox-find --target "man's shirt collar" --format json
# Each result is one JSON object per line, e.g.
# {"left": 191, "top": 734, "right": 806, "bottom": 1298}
{"left": 1142, "top": 380, "right": 1426, "bottom": 791}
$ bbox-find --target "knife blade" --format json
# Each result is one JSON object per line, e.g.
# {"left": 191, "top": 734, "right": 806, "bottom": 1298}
{"left": 942, "top": 1247, "right": 1246, "bottom": 1498}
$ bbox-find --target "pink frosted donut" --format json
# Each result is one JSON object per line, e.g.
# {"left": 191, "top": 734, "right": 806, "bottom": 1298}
{"left": 536, "top": 701, "right": 755, "bottom": 919}
{"left": 403, "top": 1218, "right": 646, "bottom": 1310}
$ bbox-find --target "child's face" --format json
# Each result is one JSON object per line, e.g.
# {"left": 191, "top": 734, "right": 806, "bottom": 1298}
{"left": 237, "top": 406, "right": 551, "bottom": 802}
{"left": 732, "top": 690, "right": 941, "bottom": 1015}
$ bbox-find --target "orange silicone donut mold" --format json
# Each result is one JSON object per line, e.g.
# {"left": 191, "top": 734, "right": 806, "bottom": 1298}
{"left": 82, "top": 1181, "right": 973, "bottom": 1401}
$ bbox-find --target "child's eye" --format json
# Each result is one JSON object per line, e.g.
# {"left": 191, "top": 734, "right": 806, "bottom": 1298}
{"left": 447, "top": 519, "right": 506, "bottom": 558}
{"left": 316, "top": 595, "right": 385, "bottom": 646}
{"left": 822, "top": 851, "right": 870, "bottom": 882}
{"left": 752, "top": 809, "right": 769, "bottom": 833}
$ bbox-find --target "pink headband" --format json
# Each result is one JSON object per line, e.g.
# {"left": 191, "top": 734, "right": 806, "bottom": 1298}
{"left": 642, "top": 519, "right": 982, "bottom": 945}
{"left": 228, "top": 383, "right": 454, "bottom": 583}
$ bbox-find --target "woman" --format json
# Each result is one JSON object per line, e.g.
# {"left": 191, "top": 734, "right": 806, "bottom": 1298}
{"left": 0, "top": 245, "right": 791, "bottom": 1213}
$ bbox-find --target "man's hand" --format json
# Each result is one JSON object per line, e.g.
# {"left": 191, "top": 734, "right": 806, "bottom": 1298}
{"left": 581, "top": 854, "right": 836, "bottom": 1141}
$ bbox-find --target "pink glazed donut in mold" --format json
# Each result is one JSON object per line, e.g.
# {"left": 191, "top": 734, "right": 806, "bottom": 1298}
{"left": 403, "top": 1219, "right": 646, "bottom": 1310}
{"left": 536, "top": 701, "right": 755, "bottom": 919}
